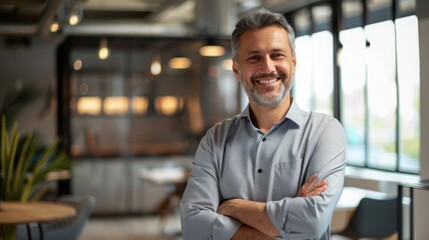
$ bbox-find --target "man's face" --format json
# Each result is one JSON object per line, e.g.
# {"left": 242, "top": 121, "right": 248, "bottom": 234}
{"left": 233, "top": 24, "right": 296, "bottom": 107}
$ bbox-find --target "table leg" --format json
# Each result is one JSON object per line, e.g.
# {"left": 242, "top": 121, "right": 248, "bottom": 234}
{"left": 410, "top": 188, "right": 414, "bottom": 240}
{"left": 25, "top": 224, "right": 33, "bottom": 240}
{"left": 38, "top": 223, "right": 44, "bottom": 240}
{"left": 398, "top": 184, "right": 403, "bottom": 240}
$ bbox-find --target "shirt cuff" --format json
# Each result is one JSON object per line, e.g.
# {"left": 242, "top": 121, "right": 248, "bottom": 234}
{"left": 266, "top": 199, "right": 290, "bottom": 236}
{"left": 211, "top": 215, "right": 242, "bottom": 240}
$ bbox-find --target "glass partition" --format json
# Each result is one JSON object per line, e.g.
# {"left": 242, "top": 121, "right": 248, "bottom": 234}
{"left": 60, "top": 37, "right": 237, "bottom": 158}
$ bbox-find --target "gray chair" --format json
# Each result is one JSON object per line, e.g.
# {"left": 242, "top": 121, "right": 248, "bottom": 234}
{"left": 16, "top": 195, "right": 96, "bottom": 240}
{"left": 335, "top": 196, "right": 398, "bottom": 239}
{"left": 41, "top": 195, "right": 96, "bottom": 240}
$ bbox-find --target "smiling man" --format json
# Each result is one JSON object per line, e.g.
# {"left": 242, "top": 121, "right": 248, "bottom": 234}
{"left": 180, "top": 8, "right": 347, "bottom": 240}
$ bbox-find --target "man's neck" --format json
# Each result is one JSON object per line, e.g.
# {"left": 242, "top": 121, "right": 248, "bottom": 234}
{"left": 250, "top": 96, "right": 292, "bottom": 134}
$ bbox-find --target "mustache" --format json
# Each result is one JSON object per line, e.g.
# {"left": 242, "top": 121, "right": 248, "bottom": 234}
{"left": 251, "top": 72, "right": 285, "bottom": 82}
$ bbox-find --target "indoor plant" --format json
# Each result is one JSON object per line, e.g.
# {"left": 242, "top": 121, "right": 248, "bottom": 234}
{"left": 0, "top": 84, "right": 71, "bottom": 240}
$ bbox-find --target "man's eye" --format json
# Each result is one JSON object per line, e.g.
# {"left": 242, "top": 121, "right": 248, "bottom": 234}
{"left": 248, "top": 56, "right": 259, "bottom": 62}
{"left": 272, "top": 54, "right": 285, "bottom": 59}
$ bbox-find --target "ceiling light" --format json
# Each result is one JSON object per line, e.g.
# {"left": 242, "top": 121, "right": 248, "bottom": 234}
{"left": 199, "top": 45, "right": 225, "bottom": 57}
{"left": 98, "top": 38, "right": 110, "bottom": 60}
{"left": 77, "top": 97, "right": 102, "bottom": 115}
{"left": 199, "top": 37, "right": 225, "bottom": 57}
{"left": 73, "top": 59, "right": 82, "bottom": 71}
{"left": 69, "top": 14, "right": 79, "bottom": 25}
{"left": 151, "top": 56, "right": 162, "bottom": 76}
{"left": 68, "top": 1, "right": 83, "bottom": 26}
{"left": 155, "top": 96, "right": 184, "bottom": 116}
{"left": 50, "top": 21, "right": 60, "bottom": 33}
{"left": 169, "top": 57, "right": 192, "bottom": 69}
{"left": 104, "top": 97, "right": 129, "bottom": 115}
{"left": 132, "top": 97, "right": 149, "bottom": 115}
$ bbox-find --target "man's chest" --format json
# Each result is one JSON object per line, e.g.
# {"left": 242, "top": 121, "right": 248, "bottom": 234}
{"left": 217, "top": 133, "right": 307, "bottom": 202}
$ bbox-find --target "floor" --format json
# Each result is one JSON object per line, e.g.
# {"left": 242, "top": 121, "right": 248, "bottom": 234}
{"left": 80, "top": 210, "right": 352, "bottom": 240}
{"left": 80, "top": 211, "right": 183, "bottom": 240}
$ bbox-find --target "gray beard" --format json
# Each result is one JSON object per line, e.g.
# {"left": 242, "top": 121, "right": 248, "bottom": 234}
{"left": 251, "top": 82, "right": 289, "bottom": 107}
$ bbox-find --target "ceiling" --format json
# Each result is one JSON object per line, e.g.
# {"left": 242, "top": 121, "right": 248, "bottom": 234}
{"left": 0, "top": 0, "right": 194, "bottom": 38}
{"left": 0, "top": 0, "right": 296, "bottom": 40}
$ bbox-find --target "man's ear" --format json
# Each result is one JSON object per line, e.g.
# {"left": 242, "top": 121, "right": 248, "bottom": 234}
{"left": 232, "top": 60, "right": 240, "bottom": 81}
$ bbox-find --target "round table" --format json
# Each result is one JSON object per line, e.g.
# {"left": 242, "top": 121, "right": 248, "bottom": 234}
{"left": 0, "top": 201, "right": 76, "bottom": 225}
{"left": 0, "top": 201, "right": 76, "bottom": 239}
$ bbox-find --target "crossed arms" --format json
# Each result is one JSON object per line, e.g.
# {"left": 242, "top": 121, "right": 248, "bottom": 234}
{"left": 218, "top": 174, "right": 328, "bottom": 239}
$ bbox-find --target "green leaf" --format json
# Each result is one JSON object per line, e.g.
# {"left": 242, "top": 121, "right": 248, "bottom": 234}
{"left": 1, "top": 115, "right": 71, "bottom": 202}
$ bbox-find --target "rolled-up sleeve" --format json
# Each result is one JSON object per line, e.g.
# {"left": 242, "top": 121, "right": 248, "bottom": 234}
{"left": 180, "top": 133, "right": 242, "bottom": 240}
{"left": 267, "top": 119, "right": 347, "bottom": 239}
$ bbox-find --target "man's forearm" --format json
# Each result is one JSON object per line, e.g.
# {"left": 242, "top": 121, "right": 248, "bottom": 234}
{"left": 218, "top": 199, "right": 280, "bottom": 238}
{"left": 218, "top": 174, "right": 328, "bottom": 238}
{"left": 232, "top": 225, "right": 273, "bottom": 240}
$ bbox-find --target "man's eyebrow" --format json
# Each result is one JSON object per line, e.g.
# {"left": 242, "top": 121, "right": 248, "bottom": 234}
{"left": 271, "top": 48, "right": 287, "bottom": 53}
{"left": 244, "top": 48, "right": 289, "bottom": 57}
{"left": 247, "top": 50, "right": 261, "bottom": 55}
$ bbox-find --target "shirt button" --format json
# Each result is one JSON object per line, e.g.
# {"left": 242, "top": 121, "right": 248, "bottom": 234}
{"left": 262, "top": 137, "right": 266, "bottom": 142}
{"left": 257, "top": 169, "right": 262, "bottom": 173}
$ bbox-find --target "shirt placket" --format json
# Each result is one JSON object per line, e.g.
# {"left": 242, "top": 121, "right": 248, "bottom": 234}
{"left": 254, "top": 132, "right": 273, "bottom": 201}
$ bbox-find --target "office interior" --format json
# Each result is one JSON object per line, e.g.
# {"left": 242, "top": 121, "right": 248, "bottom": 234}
{"left": 1, "top": 0, "right": 429, "bottom": 239}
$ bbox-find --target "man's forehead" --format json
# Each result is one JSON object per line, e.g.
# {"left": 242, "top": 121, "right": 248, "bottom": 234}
{"left": 238, "top": 27, "right": 291, "bottom": 52}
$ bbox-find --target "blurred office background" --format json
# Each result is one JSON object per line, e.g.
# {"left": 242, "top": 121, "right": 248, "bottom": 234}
{"left": 1, "top": 0, "right": 429, "bottom": 239}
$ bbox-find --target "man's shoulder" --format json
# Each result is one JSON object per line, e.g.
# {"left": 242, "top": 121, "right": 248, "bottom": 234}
{"left": 304, "top": 111, "right": 344, "bottom": 134}
{"left": 207, "top": 115, "right": 241, "bottom": 135}
{"left": 307, "top": 111, "right": 339, "bottom": 124}
{"left": 198, "top": 116, "right": 243, "bottom": 151}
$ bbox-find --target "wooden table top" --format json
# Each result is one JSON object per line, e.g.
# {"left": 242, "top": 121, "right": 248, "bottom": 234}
{"left": 0, "top": 201, "right": 76, "bottom": 225}
{"left": 139, "top": 167, "right": 190, "bottom": 185}
{"left": 335, "top": 186, "right": 391, "bottom": 211}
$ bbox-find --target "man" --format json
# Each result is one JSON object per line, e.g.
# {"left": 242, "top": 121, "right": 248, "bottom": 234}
{"left": 180, "top": 8, "right": 347, "bottom": 240}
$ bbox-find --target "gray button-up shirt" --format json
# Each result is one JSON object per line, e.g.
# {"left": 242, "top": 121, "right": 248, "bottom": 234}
{"left": 180, "top": 100, "right": 347, "bottom": 240}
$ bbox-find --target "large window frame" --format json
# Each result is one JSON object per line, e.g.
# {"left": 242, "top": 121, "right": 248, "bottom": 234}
{"left": 285, "top": 0, "right": 419, "bottom": 174}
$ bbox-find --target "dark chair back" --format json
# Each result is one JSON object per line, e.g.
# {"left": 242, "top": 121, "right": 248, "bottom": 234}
{"left": 337, "top": 196, "right": 398, "bottom": 239}
{"left": 16, "top": 195, "right": 96, "bottom": 240}
{"left": 42, "top": 195, "right": 96, "bottom": 240}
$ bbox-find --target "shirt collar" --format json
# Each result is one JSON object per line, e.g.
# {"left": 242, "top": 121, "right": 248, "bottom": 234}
{"left": 234, "top": 97, "right": 307, "bottom": 127}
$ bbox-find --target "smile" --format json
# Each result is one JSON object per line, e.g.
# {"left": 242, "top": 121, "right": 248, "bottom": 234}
{"left": 256, "top": 78, "right": 280, "bottom": 85}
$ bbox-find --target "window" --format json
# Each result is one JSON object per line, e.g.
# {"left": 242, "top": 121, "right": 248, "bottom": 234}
{"left": 365, "top": 21, "right": 397, "bottom": 171}
{"left": 294, "top": 4, "right": 334, "bottom": 116}
{"left": 396, "top": 16, "right": 420, "bottom": 172}
{"left": 59, "top": 37, "right": 236, "bottom": 158}
{"left": 339, "top": 27, "right": 366, "bottom": 166}
{"left": 295, "top": 32, "right": 334, "bottom": 116}
{"left": 290, "top": 0, "right": 419, "bottom": 173}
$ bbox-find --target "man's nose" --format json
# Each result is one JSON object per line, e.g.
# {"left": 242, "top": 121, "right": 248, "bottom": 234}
{"left": 259, "top": 56, "right": 276, "bottom": 73}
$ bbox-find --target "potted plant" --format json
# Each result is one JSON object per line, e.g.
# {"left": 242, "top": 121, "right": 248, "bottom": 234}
{"left": 0, "top": 117, "right": 72, "bottom": 239}
{"left": 0, "top": 84, "right": 71, "bottom": 240}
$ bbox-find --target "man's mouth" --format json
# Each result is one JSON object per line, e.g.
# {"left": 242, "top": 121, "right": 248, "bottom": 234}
{"left": 256, "top": 77, "right": 280, "bottom": 85}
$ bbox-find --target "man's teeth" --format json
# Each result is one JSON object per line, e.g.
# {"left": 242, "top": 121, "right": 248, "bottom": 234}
{"left": 258, "top": 79, "right": 278, "bottom": 84}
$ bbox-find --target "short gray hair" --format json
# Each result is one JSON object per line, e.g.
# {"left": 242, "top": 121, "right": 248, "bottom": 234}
{"left": 231, "top": 8, "right": 295, "bottom": 60}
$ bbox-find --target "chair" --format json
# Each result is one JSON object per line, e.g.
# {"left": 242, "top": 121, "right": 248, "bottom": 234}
{"left": 335, "top": 196, "right": 398, "bottom": 239}
{"left": 41, "top": 195, "right": 96, "bottom": 240}
{"left": 16, "top": 195, "right": 96, "bottom": 240}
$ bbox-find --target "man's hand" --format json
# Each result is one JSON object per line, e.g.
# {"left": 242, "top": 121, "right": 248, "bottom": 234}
{"left": 216, "top": 173, "right": 327, "bottom": 239}
{"left": 217, "top": 199, "right": 279, "bottom": 238}
{"left": 231, "top": 225, "right": 273, "bottom": 240}
{"left": 297, "top": 173, "right": 328, "bottom": 197}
